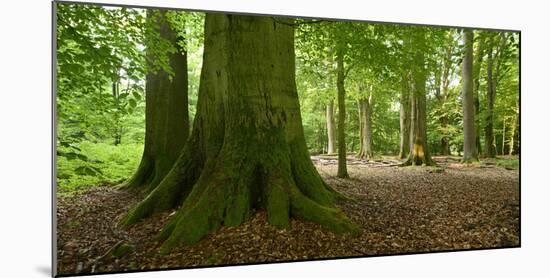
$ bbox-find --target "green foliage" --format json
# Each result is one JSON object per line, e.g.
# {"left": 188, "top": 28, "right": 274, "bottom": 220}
{"left": 57, "top": 141, "right": 144, "bottom": 194}
{"left": 492, "top": 156, "right": 519, "bottom": 170}
{"left": 56, "top": 3, "right": 147, "bottom": 158}
{"left": 55, "top": 4, "right": 520, "bottom": 196}
{"left": 55, "top": 4, "right": 206, "bottom": 194}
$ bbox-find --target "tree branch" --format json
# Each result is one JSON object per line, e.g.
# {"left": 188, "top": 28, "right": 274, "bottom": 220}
{"left": 271, "top": 17, "right": 329, "bottom": 27}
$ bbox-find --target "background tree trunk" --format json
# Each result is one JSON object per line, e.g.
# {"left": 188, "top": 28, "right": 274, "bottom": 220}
{"left": 461, "top": 30, "right": 478, "bottom": 163}
{"left": 326, "top": 99, "right": 336, "bottom": 154}
{"left": 336, "top": 45, "right": 349, "bottom": 178}
{"left": 484, "top": 36, "right": 505, "bottom": 157}
{"left": 121, "top": 14, "right": 359, "bottom": 252}
{"left": 404, "top": 32, "right": 434, "bottom": 166}
{"left": 437, "top": 34, "right": 454, "bottom": 156}
{"left": 122, "top": 11, "right": 189, "bottom": 192}
{"left": 509, "top": 100, "right": 519, "bottom": 155}
{"left": 357, "top": 94, "right": 373, "bottom": 160}
{"left": 473, "top": 33, "right": 484, "bottom": 156}
{"left": 112, "top": 81, "right": 122, "bottom": 146}
{"left": 399, "top": 74, "right": 410, "bottom": 159}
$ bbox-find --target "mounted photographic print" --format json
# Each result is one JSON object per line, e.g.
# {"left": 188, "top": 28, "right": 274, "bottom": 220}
{"left": 53, "top": 1, "right": 520, "bottom": 276}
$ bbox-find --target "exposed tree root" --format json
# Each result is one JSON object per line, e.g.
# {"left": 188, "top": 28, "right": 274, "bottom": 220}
{"left": 356, "top": 151, "right": 374, "bottom": 161}
{"left": 461, "top": 158, "right": 479, "bottom": 164}
{"left": 119, "top": 146, "right": 202, "bottom": 227}
{"left": 400, "top": 154, "right": 437, "bottom": 167}
{"left": 121, "top": 139, "right": 359, "bottom": 253}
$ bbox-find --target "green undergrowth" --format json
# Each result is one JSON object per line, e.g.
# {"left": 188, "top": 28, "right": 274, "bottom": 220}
{"left": 489, "top": 156, "right": 519, "bottom": 170}
{"left": 56, "top": 141, "right": 143, "bottom": 195}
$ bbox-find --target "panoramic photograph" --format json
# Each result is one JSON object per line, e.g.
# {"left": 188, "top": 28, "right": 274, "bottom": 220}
{"left": 54, "top": 2, "right": 520, "bottom": 276}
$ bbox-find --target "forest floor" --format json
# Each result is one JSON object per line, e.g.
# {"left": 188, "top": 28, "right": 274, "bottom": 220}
{"left": 56, "top": 155, "right": 519, "bottom": 275}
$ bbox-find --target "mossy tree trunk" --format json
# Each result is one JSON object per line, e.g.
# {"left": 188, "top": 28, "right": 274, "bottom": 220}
{"left": 461, "top": 30, "right": 478, "bottom": 163}
{"left": 399, "top": 73, "right": 411, "bottom": 159}
{"left": 357, "top": 93, "right": 373, "bottom": 160}
{"left": 335, "top": 45, "right": 349, "bottom": 178}
{"left": 122, "top": 11, "right": 189, "bottom": 192}
{"left": 326, "top": 99, "right": 336, "bottom": 154}
{"left": 403, "top": 32, "right": 435, "bottom": 166}
{"left": 121, "top": 14, "right": 359, "bottom": 253}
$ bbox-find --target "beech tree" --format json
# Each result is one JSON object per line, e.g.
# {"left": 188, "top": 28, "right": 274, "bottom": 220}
{"left": 433, "top": 31, "right": 458, "bottom": 156}
{"left": 122, "top": 11, "right": 189, "bottom": 192}
{"left": 484, "top": 32, "right": 513, "bottom": 157}
{"left": 472, "top": 33, "right": 485, "bottom": 156}
{"left": 335, "top": 42, "right": 350, "bottom": 177}
{"left": 403, "top": 29, "right": 435, "bottom": 166}
{"left": 461, "top": 30, "right": 478, "bottom": 163}
{"left": 399, "top": 73, "right": 411, "bottom": 159}
{"left": 356, "top": 90, "right": 374, "bottom": 160}
{"left": 121, "top": 14, "right": 359, "bottom": 252}
{"left": 484, "top": 34, "right": 498, "bottom": 158}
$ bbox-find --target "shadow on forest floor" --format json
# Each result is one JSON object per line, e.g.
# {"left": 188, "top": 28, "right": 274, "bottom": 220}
{"left": 56, "top": 155, "right": 519, "bottom": 275}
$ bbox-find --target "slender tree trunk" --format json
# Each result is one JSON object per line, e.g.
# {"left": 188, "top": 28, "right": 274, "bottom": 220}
{"left": 403, "top": 32, "right": 434, "bottom": 166}
{"left": 484, "top": 39, "right": 497, "bottom": 158}
{"left": 440, "top": 121, "right": 450, "bottom": 155}
{"left": 502, "top": 118, "right": 507, "bottom": 155}
{"left": 318, "top": 119, "right": 327, "bottom": 154}
{"left": 399, "top": 74, "right": 410, "bottom": 159}
{"left": 438, "top": 35, "right": 453, "bottom": 156}
{"left": 336, "top": 45, "right": 349, "bottom": 178}
{"left": 357, "top": 95, "right": 373, "bottom": 160}
{"left": 112, "top": 81, "right": 122, "bottom": 146}
{"left": 121, "top": 15, "right": 359, "bottom": 252}
{"left": 461, "top": 30, "right": 478, "bottom": 163}
{"left": 326, "top": 99, "right": 336, "bottom": 154}
{"left": 121, "top": 11, "right": 189, "bottom": 192}
{"left": 509, "top": 101, "right": 519, "bottom": 155}
{"left": 473, "top": 33, "right": 484, "bottom": 156}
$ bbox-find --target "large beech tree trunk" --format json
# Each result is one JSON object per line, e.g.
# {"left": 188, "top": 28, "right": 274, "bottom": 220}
{"left": 399, "top": 74, "right": 411, "bottom": 159}
{"left": 335, "top": 45, "right": 349, "bottom": 178}
{"left": 403, "top": 32, "right": 435, "bottom": 166}
{"left": 121, "top": 14, "right": 359, "bottom": 253}
{"left": 326, "top": 99, "right": 336, "bottom": 154}
{"left": 122, "top": 11, "right": 189, "bottom": 192}
{"left": 461, "top": 30, "right": 478, "bottom": 163}
{"left": 357, "top": 94, "right": 373, "bottom": 160}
